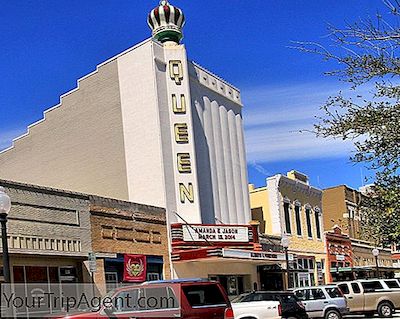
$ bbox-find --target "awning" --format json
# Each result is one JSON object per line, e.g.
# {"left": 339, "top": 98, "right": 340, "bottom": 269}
{"left": 172, "top": 247, "right": 293, "bottom": 263}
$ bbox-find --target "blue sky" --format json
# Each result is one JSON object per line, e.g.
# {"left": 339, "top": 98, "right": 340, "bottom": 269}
{"left": 0, "top": 1, "right": 388, "bottom": 190}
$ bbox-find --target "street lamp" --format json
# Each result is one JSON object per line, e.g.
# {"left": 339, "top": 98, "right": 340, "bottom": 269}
{"left": 372, "top": 248, "right": 380, "bottom": 279}
{"left": 0, "top": 186, "right": 11, "bottom": 283}
{"left": 281, "top": 235, "right": 290, "bottom": 289}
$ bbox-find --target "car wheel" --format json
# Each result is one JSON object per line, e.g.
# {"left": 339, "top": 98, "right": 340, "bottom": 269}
{"left": 378, "top": 302, "right": 393, "bottom": 318}
{"left": 324, "top": 309, "right": 341, "bottom": 319}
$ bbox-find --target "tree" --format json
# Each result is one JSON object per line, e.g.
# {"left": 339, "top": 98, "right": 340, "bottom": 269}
{"left": 296, "top": 0, "right": 400, "bottom": 246}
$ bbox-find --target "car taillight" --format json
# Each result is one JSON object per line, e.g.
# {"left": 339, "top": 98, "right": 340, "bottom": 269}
{"left": 278, "top": 304, "right": 282, "bottom": 316}
{"left": 224, "top": 307, "right": 234, "bottom": 319}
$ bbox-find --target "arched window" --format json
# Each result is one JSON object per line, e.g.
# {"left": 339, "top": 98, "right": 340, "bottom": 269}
{"left": 283, "top": 197, "right": 291, "bottom": 235}
{"left": 305, "top": 204, "right": 313, "bottom": 238}
{"left": 294, "top": 201, "right": 302, "bottom": 236}
{"left": 314, "top": 207, "right": 322, "bottom": 239}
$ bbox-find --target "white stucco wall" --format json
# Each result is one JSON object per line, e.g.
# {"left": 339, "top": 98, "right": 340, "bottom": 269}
{"left": 117, "top": 40, "right": 166, "bottom": 208}
{"left": 189, "top": 63, "right": 251, "bottom": 225}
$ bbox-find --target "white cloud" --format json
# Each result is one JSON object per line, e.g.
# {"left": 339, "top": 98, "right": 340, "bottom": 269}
{"left": 241, "top": 82, "right": 362, "bottom": 163}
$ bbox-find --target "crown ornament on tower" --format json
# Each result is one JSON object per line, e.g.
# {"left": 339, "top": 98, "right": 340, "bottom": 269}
{"left": 147, "top": 0, "right": 185, "bottom": 44}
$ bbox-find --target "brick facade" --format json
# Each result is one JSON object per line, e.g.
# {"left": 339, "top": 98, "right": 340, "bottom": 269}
{"left": 88, "top": 196, "right": 170, "bottom": 293}
{"left": 0, "top": 180, "right": 170, "bottom": 288}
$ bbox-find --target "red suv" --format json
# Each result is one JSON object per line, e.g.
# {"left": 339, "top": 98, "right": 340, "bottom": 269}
{"left": 49, "top": 279, "right": 233, "bottom": 319}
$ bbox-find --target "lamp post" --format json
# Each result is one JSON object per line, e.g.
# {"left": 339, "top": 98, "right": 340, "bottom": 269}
{"left": 372, "top": 248, "right": 380, "bottom": 279}
{"left": 281, "top": 235, "right": 290, "bottom": 289}
{"left": 0, "top": 187, "right": 11, "bottom": 283}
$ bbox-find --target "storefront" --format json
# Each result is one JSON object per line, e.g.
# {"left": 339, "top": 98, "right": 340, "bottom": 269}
{"left": 171, "top": 223, "right": 290, "bottom": 297}
{"left": 89, "top": 196, "right": 170, "bottom": 294}
{"left": 325, "top": 226, "right": 354, "bottom": 283}
{"left": 102, "top": 254, "right": 164, "bottom": 291}
{"left": 0, "top": 179, "right": 93, "bottom": 285}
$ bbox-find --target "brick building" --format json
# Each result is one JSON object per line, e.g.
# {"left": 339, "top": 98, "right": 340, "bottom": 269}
{"left": 89, "top": 196, "right": 170, "bottom": 294}
{"left": 0, "top": 180, "right": 170, "bottom": 291}
{"left": 322, "top": 185, "right": 364, "bottom": 240}
{"left": 0, "top": 179, "right": 92, "bottom": 284}
{"left": 325, "top": 226, "right": 353, "bottom": 283}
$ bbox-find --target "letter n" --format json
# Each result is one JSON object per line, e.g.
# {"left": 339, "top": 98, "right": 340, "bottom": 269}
{"left": 179, "top": 183, "right": 194, "bottom": 203}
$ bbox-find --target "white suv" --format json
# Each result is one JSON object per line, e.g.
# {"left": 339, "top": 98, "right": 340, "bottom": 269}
{"left": 294, "top": 286, "right": 348, "bottom": 319}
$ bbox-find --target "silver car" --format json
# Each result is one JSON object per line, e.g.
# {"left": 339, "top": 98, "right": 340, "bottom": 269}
{"left": 294, "top": 285, "right": 348, "bottom": 319}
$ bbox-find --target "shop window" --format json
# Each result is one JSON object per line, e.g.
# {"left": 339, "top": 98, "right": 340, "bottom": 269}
{"left": 305, "top": 208, "right": 312, "bottom": 238}
{"left": 105, "top": 272, "right": 119, "bottom": 292}
{"left": 295, "top": 204, "right": 302, "bottom": 236}
{"left": 26, "top": 266, "right": 47, "bottom": 283}
{"left": 13, "top": 266, "right": 25, "bottom": 283}
{"left": 210, "top": 275, "right": 245, "bottom": 297}
{"left": 283, "top": 202, "right": 291, "bottom": 234}
{"left": 49, "top": 267, "right": 59, "bottom": 283}
{"left": 147, "top": 273, "right": 160, "bottom": 281}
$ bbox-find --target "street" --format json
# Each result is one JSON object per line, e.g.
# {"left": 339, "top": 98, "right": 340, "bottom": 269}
{"left": 346, "top": 315, "right": 400, "bottom": 319}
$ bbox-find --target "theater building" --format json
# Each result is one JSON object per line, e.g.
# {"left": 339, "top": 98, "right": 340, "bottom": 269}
{"left": 0, "top": 1, "right": 250, "bottom": 228}
{"left": 0, "top": 1, "right": 262, "bottom": 281}
{"left": 170, "top": 223, "right": 290, "bottom": 297}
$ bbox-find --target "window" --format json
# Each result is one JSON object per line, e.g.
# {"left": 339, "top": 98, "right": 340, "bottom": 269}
{"left": 338, "top": 284, "right": 350, "bottom": 295}
{"left": 305, "top": 207, "right": 312, "bottom": 238}
{"left": 326, "top": 287, "right": 343, "bottom": 298}
{"left": 105, "top": 272, "right": 119, "bottom": 292}
{"left": 144, "top": 287, "right": 179, "bottom": 310}
{"left": 361, "top": 281, "right": 384, "bottom": 292}
{"left": 115, "top": 289, "right": 140, "bottom": 312}
{"left": 309, "top": 289, "right": 326, "bottom": 300}
{"left": 385, "top": 280, "right": 400, "bottom": 289}
{"left": 351, "top": 283, "right": 361, "bottom": 294}
{"left": 315, "top": 209, "right": 321, "bottom": 239}
{"left": 294, "top": 289, "right": 306, "bottom": 301}
{"left": 284, "top": 202, "right": 291, "bottom": 234}
{"left": 183, "top": 284, "right": 227, "bottom": 307}
{"left": 260, "top": 293, "right": 275, "bottom": 301}
{"left": 295, "top": 204, "right": 302, "bottom": 236}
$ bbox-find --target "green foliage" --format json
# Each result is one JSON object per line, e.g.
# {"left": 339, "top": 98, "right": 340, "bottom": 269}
{"left": 297, "top": 1, "right": 400, "bottom": 245}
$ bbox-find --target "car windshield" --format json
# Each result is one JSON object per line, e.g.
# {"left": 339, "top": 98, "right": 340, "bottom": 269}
{"left": 231, "top": 293, "right": 252, "bottom": 303}
{"left": 279, "top": 294, "right": 298, "bottom": 303}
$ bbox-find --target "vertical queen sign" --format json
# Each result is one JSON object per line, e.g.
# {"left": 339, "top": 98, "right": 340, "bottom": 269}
{"left": 123, "top": 254, "right": 147, "bottom": 282}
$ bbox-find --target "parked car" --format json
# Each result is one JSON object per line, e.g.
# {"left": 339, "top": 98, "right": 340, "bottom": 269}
{"left": 48, "top": 279, "right": 234, "bottom": 319}
{"left": 231, "top": 293, "right": 281, "bottom": 319}
{"left": 293, "top": 286, "right": 348, "bottom": 319}
{"left": 232, "top": 291, "right": 307, "bottom": 319}
{"left": 337, "top": 279, "right": 400, "bottom": 317}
